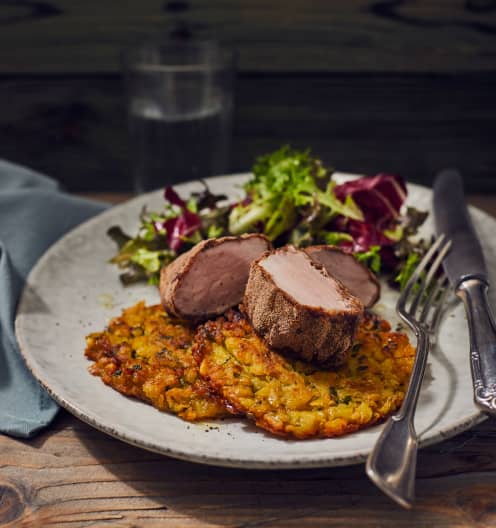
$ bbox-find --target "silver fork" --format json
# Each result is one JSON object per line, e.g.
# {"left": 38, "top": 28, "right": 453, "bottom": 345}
{"left": 366, "top": 234, "right": 452, "bottom": 509}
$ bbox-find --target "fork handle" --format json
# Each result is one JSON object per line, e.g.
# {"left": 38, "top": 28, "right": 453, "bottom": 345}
{"left": 457, "top": 278, "right": 496, "bottom": 415}
{"left": 366, "top": 414, "right": 418, "bottom": 508}
{"left": 366, "top": 328, "right": 429, "bottom": 508}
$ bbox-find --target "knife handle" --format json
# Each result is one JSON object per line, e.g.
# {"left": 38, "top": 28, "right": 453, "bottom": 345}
{"left": 456, "top": 278, "right": 496, "bottom": 415}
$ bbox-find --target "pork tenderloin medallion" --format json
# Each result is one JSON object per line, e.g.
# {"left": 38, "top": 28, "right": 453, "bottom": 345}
{"left": 304, "top": 245, "right": 380, "bottom": 307}
{"left": 160, "top": 234, "right": 272, "bottom": 320}
{"left": 243, "top": 246, "right": 364, "bottom": 366}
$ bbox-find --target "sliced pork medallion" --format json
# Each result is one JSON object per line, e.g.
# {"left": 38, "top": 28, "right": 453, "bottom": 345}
{"left": 243, "top": 246, "right": 364, "bottom": 366}
{"left": 160, "top": 234, "right": 272, "bottom": 320}
{"left": 304, "top": 245, "right": 380, "bottom": 307}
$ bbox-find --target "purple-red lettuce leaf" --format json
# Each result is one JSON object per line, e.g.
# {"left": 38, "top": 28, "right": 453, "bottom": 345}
{"left": 162, "top": 209, "right": 202, "bottom": 251}
{"left": 164, "top": 186, "right": 187, "bottom": 208}
{"left": 334, "top": 174, "right": 407, "bottom": 226}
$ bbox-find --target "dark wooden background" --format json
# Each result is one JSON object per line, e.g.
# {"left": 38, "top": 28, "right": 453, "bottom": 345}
{"left": 1, "top": 0, "right": 495, "bottom": 192}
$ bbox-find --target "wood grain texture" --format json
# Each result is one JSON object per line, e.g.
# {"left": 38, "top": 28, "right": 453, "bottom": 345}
{"left": 0, "top": 411, "right": 495, "bottom": 527}
{"left": 1, "top": 74, "right": 495, "bottom": 192}
{"left": 1, "top": 0, "right": 496, "bottom": 73}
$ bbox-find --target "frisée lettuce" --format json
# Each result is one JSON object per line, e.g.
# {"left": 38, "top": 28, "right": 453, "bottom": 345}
{"left": 108, "top": 146, "right": 427, "bottom": 288}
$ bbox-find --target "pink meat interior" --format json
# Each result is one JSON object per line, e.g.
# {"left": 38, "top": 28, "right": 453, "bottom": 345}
{"left": 307, "top": 248, "right": 377, "bottom": 306}
{"left": 260, "top": 248, "right": 351, "bottom": 311}
{"left": 175, "top": 237, "right": 269, "bottom": 316}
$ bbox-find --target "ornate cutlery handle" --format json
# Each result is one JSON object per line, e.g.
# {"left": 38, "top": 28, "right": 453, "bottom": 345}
{"left": 457, "top": 278, "right": 496, "bottom": 414}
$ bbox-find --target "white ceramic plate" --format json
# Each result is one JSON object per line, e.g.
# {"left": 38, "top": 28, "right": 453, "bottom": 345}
{"left": 16, "top": 173, "right": 492, "bottom": 469}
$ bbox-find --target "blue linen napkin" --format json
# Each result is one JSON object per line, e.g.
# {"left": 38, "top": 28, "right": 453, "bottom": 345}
{"left": 0, "top": 160, "right": 108, "bottom": 437}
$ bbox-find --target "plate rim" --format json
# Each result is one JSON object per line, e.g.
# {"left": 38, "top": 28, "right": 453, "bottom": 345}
{"left": 15, "top": 173, "right": 488, "bottom": 469}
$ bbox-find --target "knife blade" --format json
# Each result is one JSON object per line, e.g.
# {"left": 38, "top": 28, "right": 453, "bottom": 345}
{"left": 433, "top": 169, "right": 496, "bottom": 415}
{"left": 433, "top": 170, "right": 487, "bottom": 287}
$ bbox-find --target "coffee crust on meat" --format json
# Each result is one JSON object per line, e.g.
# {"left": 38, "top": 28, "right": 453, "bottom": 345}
{"left": 304, "top": 245, "right": 381, "bottom": 307}
{"left": 160, "top": 233, "right": 272, "bottom": 321}
{"left": 243, "top": 247, "right": 364, "bottom": 367}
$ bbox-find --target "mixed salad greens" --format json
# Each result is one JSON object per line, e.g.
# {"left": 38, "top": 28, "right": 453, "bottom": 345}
{"left": 108, "top": 146, "right": 428, "bottom": 287}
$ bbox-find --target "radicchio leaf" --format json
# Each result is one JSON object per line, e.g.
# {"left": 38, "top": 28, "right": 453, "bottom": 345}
{"left": 190, "top": 181, "right": 228, "bottom": 210}
{"left": 334, "top": 174, "right": 407, "bottom": 226}
{"left": 163, "top": 186, "right": 202, "bottom": 251}
{"left": 162, "top": 210, "right": 202, "bottom": 251}
{"left": 164, "top": 186, "right": 187, "bottom": 208}
{"left": 332, "top": 217, "right": 394, "bottom": 253}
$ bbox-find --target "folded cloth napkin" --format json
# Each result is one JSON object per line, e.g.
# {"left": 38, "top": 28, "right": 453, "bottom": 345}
{"left": 0, "top": 160, "right": 108, "bottom": 437}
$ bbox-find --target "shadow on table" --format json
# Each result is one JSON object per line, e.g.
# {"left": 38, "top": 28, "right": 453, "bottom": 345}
{"left": 72, "top": 418, "right": 480, "bottom": 526}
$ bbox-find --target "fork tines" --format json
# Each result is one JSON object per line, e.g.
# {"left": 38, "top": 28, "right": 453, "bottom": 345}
{"left": 399, "top": 234, "right": 452, "bottom": 334}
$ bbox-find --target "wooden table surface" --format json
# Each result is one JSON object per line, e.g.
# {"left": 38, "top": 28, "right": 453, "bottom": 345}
{"left": 2, "top": 193, "right": 496, "bottom": 528}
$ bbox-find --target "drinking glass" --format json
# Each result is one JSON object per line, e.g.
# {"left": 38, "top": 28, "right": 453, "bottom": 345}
{"left": 123, "top": 39, "right": 236, "bottom": 192}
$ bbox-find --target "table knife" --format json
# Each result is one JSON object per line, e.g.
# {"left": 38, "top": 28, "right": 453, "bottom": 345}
{"left": 433, "top": 169, "right": 496, "bottom": 415}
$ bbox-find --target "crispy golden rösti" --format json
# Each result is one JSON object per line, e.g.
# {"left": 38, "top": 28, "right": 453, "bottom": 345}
{"left": 194, "top": 310, "right": 415, "bottom": 439}
{"left": 85, "top": 302, "right": 228, "bottom": 421}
